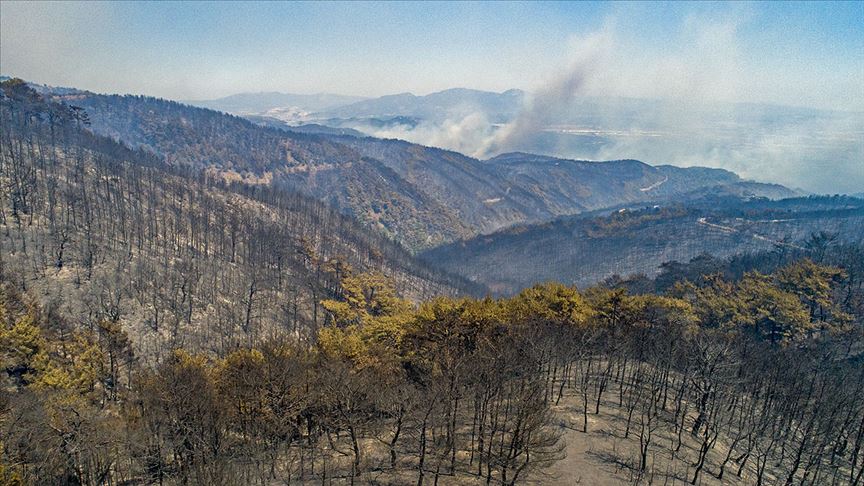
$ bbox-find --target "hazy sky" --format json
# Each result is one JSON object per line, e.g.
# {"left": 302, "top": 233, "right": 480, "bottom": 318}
{"left": 2, "top": 1, "right": 862, "bottom": 110}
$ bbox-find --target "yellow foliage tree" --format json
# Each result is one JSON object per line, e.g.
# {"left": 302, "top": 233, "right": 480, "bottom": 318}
{"left": 508, "top": 282, "right": 594, "bottom": 328}
{"left": 0, "top": 308, "right": 48, "bottom": 387}
{"left": 322, "top": 271, "right": 412, "bottom": 327}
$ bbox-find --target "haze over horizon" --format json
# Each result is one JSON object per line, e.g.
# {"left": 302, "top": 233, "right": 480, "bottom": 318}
{"left": 2, "top": 1, "right": 863, "bottom": 110}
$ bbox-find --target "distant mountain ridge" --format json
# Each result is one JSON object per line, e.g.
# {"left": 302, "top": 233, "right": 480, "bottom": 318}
{"left": 321, "top": 88, "right": 525, "bottom": 122}
{"left": 88, "top": 81, "right": 862, "bottom": 195}
{"left": 483, "top": 153, "right": 764, "bottom": 213}
{"left": 185, "top": 91, "right": 367, "bottom": 115}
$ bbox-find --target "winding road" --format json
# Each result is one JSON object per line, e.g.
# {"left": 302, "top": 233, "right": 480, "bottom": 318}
{"left": 640, "top": 175, "right": 668, "bottom": 192}
{"left": 697, "top": 217, "right": 808, "bottom": 250}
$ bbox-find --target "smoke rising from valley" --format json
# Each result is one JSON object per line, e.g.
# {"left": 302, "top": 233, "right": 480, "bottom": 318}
{"left": 4, "top": 1, "right": 859, "bottom": 193}
{"left": 356, "top": 26, "right": 609, "bottom": 159}
{"left": 349, "top": 21, "right": 863, "bottom": 194}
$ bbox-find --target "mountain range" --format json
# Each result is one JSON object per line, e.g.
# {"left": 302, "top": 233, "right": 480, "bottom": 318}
{"left": 42, "top": 84, "right": 797, "bottom": 253}
{"left": 185, "top": 87, "right": 524, "bottom": 123}
{"left": 185, "top": 91, "right": 366, "bottom": 116}
{"left": 184, "top": 86, "right": 863, "bottom": 195}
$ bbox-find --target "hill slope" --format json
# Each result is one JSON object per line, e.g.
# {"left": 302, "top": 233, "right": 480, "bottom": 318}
{"left": 0, "top": 80, "right": 477, "bottom": 359}
{"left": 422, "top": 196, "right": 864, "bottom": 294}
{"left": 484, "top": 152, "right": 796, "bottom": 213}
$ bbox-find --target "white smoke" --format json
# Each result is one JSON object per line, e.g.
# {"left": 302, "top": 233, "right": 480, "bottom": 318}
{"left": 355, "top": 26, "right": 612, "bottom": 158}
{"left": 488, "top": 25, "right": 614, "bottom": 155}
{"left": 351, "top": 18, "right": 863, "bottom": 193}
{"left": 367, "top": 112, "right": 499, "bottom": 158}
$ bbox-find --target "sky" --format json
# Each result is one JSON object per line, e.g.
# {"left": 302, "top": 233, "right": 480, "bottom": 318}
{"left": 2, "top": 1, "right": 863, "bottom": 111}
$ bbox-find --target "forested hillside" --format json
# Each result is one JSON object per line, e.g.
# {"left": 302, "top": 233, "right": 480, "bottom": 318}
{"left": 484, "top": 153, "right": 796, "bottom": 213}
{"left": 423, "top": 196, "right": 864, "bottom": 294}
{"left": 2, "top": 235, "right": 862, "bottom": 485}
{"left": 0, "top": 79, "right": 476, "bottom": 360}
{"left": 36, "top": 83, "right": 794, "bottom": 251}
{"left": 42, "top": 88, "right": 472, "bottom": 250}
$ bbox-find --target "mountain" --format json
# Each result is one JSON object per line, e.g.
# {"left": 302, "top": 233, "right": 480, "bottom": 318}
{"left": 184, "top": 91, "right": 366, "bottom": 116}
{"left": 33, "top": 83, "right": 795, "bottom": 252}
{"left": 484, "top": 152, "right": 797, "bottom": 213}
{"left": 189, "top": 85, "right": 862, "bottom": 195}
{"left": 321, "top": 87, "right": 525, "bottom": 123}
{"left": 46, "top": 89, "right": 483, "bottom": 249}
{"left": 0, "top": 79, "right": 478, "bottom": 356}
{"left": 3, "top": 85, "right": 860, "bottom": 486}
{"left": 422, "top": 195, "right": 864, "bottom": 295}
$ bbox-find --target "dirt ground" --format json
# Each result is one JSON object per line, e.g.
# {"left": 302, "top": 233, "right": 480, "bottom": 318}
{"left": 263, "top": 384, "right": 789, "bottom": 485}
{"left": 541, "top": 390, "right": 769, "bottom": 486}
